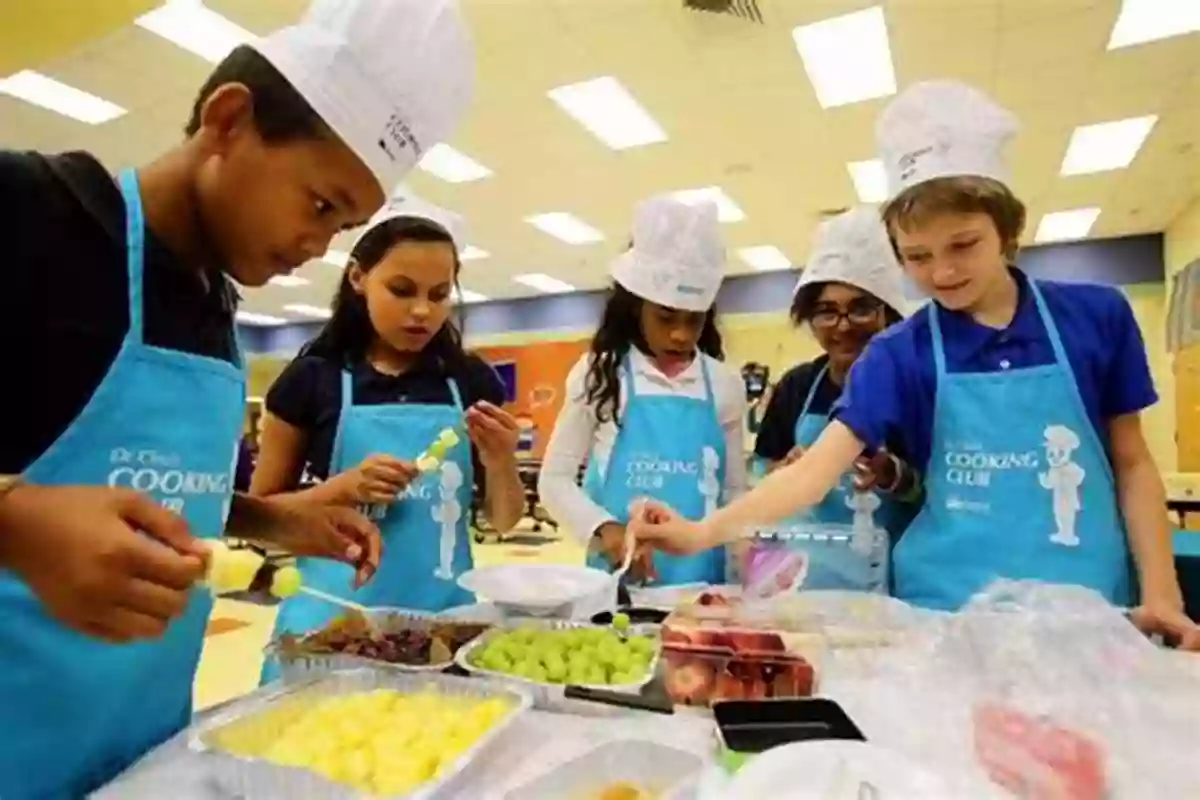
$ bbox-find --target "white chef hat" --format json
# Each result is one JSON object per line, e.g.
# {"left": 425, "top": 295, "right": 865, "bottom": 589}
{"left": 876, "top": 80, "right": 1019, "bottom": 201}
{"left": 609, "top": 195, "right": 726, "bottom": 312}
{"left": 255, "top": 0, "right": 475, "bottom": 193}
{"left": 350, "top": 186, "right": 464, "bottom": 253}
{"left": 794, "top": 206, "right": 908, "bottom": 317}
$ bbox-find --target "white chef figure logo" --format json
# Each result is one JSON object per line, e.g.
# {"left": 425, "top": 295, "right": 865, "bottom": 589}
{"left": 699, "top": 446, "right": 721, "bottom": 516}
{"left": 1039, "top": 424, "right": 1085, "bottom": 547}
{"left": 431, "top": 461, "right": 464, "bottom": 580}
{"left": 845, "top": 490, "right": 882, "bottom": 554}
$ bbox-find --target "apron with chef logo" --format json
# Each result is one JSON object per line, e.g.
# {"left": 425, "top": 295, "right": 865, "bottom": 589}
{"left": 0, "top": 169, "right": 245, "bottom": 798}
{"left": 893, "top": 281, "right": 1132, "bottom": 611}
{"left": 746, "top": 363, "right": 908, "bottom": 594}
{"left": 262, "top": 371, "right": 473, "bottom": 683}
{"left": 583, "top": 355, "right": 727, "bottom": 585}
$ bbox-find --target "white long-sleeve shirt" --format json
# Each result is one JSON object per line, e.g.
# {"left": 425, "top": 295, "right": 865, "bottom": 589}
{"left": 538, "top": 348, "right": 748, "bottom": 544}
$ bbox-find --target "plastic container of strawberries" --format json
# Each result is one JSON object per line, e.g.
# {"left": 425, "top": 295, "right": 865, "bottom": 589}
{"left": 659, "top": 588, "right": 825, "bottom": 707}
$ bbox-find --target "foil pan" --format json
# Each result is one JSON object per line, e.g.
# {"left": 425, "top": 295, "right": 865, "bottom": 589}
{"left": 453, "top": 619, "right": 662, "bottom": 709}
{"left": 266, "top": 608, "right": 494, "bottom": 679}
{"left": 189, "top": 668, "right": 531, "bottom": 799}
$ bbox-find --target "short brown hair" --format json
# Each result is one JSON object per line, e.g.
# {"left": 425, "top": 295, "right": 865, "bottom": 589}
{"left": 882, "top": 176, "right": 1026, "bottom": 262}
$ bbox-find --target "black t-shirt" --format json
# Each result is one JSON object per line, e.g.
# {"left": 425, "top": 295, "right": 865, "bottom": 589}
{"left": 265, "top": 353, "right": 505, "bottom": 492}
{"left": 0, "top": 150, "right": 238, "bottom": 474}
{"left": 754, "top": 356, "right": 842, "bottom": 461}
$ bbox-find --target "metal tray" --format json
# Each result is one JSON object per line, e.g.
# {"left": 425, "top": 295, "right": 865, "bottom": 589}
{"left": 189, "top": 668, "right": 532, "bottom": 799}
{"left": 266, "top": 609, "right": 495, "bottom": 680}
{"left": 454, "top": 619, "right": 662, "bottom": 709}
{"left": 503, "top": 739, "right": 704, "bottom": 799}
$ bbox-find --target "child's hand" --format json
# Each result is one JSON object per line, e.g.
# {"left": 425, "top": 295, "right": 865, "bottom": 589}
{"left": 333, "top": 454, "right": 418, "bottom": 505}
{"left": 629, "top": 499, "right": 715, "bottom": 555}
{"left": 0, "top": 484, "right": 206, "bottom": 642}
{"left": 1128, "top": 602, "right": 1200, "bottom": 651}
{"left": 465, "top": 401, "right": 519, "bottom": 467}
{"left": 595, "top": 521, "right": 656, "bottom": 582}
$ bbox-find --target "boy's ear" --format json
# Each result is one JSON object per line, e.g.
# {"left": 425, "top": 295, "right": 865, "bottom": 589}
{"left": 193, "top": 83, "right": 257, "bottom": 153}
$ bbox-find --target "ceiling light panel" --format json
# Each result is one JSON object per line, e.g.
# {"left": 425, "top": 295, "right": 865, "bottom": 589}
{"left": 513, "top": 273, "right": 576, "bottom": 294}
{"left": 739, "top": 246, "right": 792, "bottom": 272}
{"left": 548, "top": 76, "right": 667, "bottom": 150}
{"left": 792, "top": 6, "right": 897, "bottom": 109}
{"left": 1059, "top": 116, "right": 1157, "bottom": 175}
{"left": 135, "top": 1, "right": 254, "bottom": 63}
{"left": 1107, "top": 0, "right": 1200, "bottom": 49}
{"left": 846, "top": 159, "right": 889, "bottom": 203}
{"left": 525, "top": 213, "right": 604, "bottom": 244}
{"left": 418, "top": 144, "right": 492, "bottom": 183}
{"left": 0, "top": 71, "right": 125, "bottom": 124}
{"left": 1035, "top": 208, "right": 1101, "bottom": 243}
{"left": 284, "top": 304, "right": 333, "bottom": 319}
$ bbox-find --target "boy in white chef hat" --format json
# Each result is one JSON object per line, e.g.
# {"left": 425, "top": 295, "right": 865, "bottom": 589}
{"left": 0, "top": 0, "right": 478, "bottom": 794}
{"left": 538, "top": 195, "right": 748, "bottom": 586}
{"left": 633, "top": 81, "right": 1197, "bottom": 650}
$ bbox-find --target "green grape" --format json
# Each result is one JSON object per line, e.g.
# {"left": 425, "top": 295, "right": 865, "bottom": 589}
{"left": 612, "top": 612, "right": 631, "bottom": 630}
{"left": 585, "top": 665, "right": 607, "bottom": 685}
{"left": 527, "top": 664, "right": 549, "bottom": 683}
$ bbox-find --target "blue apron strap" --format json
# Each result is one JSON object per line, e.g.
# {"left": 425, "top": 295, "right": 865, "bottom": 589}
{"left": 446, "top": 377, "right": 465, "bottom": 411}
{"left": 621, "top": 354, "right": 638, "bottom": 399}
{"left": 328, "top": 369, "right": 356, "bottom": 471}
{"left": 340, "top": 369, "right": 354, "bottom": 411}
{"left": 117, "top": 169, "right": 146, "bottom": 346}
{"left": 799, "top": 363, "right": 829, "bottom": 419}
{"left": 928, "top": 304, "right": 949, "bottom": 377}
{"left": 1028, "top": 279, "right": 1072, "bottom": 367}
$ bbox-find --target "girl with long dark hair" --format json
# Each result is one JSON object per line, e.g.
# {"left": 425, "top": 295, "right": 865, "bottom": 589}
{"left": 538, "top": 195, "right": 747, "bottom": 586}
{"left": 253, "top": 194, "right": 524, "bottom": 679}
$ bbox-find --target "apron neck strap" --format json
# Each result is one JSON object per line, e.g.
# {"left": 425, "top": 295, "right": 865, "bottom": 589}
{"left": 116, "top": 169, "right": 146, "bottom": 346}
{"left": 340, "top": 369, "right": 354, "bottom": 412}
{"left": 799, "top": 362, "right": 830, "bottom": 417}
{"left": 446, "top": 377, "right": 464, "bottom": 411}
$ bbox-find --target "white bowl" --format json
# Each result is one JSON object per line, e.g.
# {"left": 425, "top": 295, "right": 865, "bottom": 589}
{"left": 457, "top": 564, "right": 615, "bottom": 617}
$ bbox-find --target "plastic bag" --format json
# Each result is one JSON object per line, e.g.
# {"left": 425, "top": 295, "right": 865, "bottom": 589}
{"left": 864, "top": 580, "right": 1200, "bottom": 799}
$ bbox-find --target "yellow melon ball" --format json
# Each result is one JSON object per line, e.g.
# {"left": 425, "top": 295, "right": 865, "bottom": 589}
{"left": 269, "top": 565, "right": 302, "bottom": 598}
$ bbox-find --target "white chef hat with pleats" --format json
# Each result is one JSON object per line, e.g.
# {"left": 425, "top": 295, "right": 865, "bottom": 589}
{"left": 876, "top": 80, "right": 1019, "bottom": 201}
{"left": 795, "top": 206, "right": 908, "bottom": 317}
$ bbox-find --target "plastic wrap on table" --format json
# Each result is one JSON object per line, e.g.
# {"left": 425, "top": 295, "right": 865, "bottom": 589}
{"left": 845, "top": 580, "right": 1200, "bottom": 799}
{"left": 742, "top": 521, "right": 889, "bottom": 598}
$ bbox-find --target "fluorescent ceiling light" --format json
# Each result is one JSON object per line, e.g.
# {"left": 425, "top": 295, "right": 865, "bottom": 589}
{"left": 1059, "top": 116, "right": 1157, "bottom": 175}
{"left": 846, "top": 159, "right": 889, "bottom": 203}
{"left": 548, "top": 76, "right": 667, "bottom": 150}
{"left": 792, "top": 6, "right": 896, "bottom": 109}
{"left": 739, "top": 246, "right": 792, "bottom": 272}
{"left": 513, "top": 273, "right": 576, "bottom": 294}
{"left": 454, "top": 288, "right": 489, "bottom": 304}
{"left": 322, "top": 249, "right": 350, "bottom": 268}
{"left": 418, "top": 144, "right": 492, "bottom": 183}
{"left": 459, "top": 245, "right": 489, "bottom": 261}
{"left": 1107, "top": 0, "right": 1200, "bottom": 49}
{"left": 671, "top": 186, "right": 745, "bottom": 223}
{"left": 235, "top": 310, "right": 287, "bottom": 325}
{"left": 268, "top": 275, "right": 310, "bottom": 287}
{"left": 284, "top": 303, "right": 333, "bottom": 319}
{"left": 135, "top": 0, "right": 254, "bottom": 63}
{"left": 525, "top": 212, "right": 604, "bottom": 244}
{"left": 1035, "top": 208, "right": 1101, "bottom": 243}
{"left": 0, "top": 71, "right": 125, "bottom": 124}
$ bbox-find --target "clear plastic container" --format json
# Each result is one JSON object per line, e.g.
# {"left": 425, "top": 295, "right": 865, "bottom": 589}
{"left": 503, "top": 739, "right": 704, "bottom": 799}
{"left": 659, "top": 590, "right": 824, "bottom": 707}
{"left": 742, "top": 521, "right": 888, "bottom": 598}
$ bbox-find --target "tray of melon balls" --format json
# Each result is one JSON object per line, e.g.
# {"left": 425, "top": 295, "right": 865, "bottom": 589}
{"left": 189, "top": 668, "right": 532, "bottom": 799}
{"left": 454, "top": 614, "right": 663, "bottom": 708}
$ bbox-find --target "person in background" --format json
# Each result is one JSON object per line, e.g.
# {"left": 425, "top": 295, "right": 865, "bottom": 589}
{"left": 539, "top": 195, "right": 747, "bottom": 586}
{"left": 253, "top": 192, "right": 524, "bottom": 681}
{"left": 632, "top": 80, "right": 1199, "bottom": 650}
{"left": 748, "top": 206, "right": 919, "bottom": 592}
{"left": 0, "top": 0, "right": 475, "bottom": 794}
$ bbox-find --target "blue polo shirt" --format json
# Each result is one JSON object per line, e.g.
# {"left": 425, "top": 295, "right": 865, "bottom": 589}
{"left": 833, "top": 269, "right": 1158, "bottom": 471}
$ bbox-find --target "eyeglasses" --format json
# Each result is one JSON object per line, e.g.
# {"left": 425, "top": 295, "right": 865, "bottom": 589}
{"left": 810, "top": 302, "right": 883, "bottom": 329}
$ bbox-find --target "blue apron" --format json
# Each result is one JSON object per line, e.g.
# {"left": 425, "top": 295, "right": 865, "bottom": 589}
{"left": 747, "top": 363, "right": 907, "bottom": 593}
{"left": 583, "top": 355, "right": 727, "bottom": 585}
{"left": 262, "top": 370, "right": 473, "bottom": 683}
{"left": 893, "top": 281, "right": 1132, "bottom": 611}
{"left": 0, "top": 169, "right": 245, "bottom": 798}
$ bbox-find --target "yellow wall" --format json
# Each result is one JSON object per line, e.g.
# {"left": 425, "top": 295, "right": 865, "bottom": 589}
{"left": 1165, "top": 199, "right": 1200, "bottom": 477}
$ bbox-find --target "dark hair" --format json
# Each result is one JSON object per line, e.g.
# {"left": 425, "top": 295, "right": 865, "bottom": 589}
{"left": 882, "top": 176, "right": 1027, "bottom": 263}
{"left": 299, "top": 217, "right": 468, "bottom": 373}
{"left": 185, "top": 45, "right": 330, "bottom": 141}
{"left": 583, "top": 283, "right": 724, "bottom": 425}
{"left": 790, "top": 282, "right": 903, "bottom": 327}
